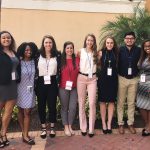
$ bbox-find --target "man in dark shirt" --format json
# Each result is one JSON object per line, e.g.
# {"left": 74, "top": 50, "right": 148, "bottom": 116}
{"left": 117, "top": 31, "right": 141, "bottom": 134}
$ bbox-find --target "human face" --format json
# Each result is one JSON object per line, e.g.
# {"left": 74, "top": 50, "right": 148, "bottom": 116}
{"left": 44, "top": 38, "right": 53, "bottom": 52}
{"left": 65, "top": 44, "right": 74, "bottom": 58}
{"left": 0, "top": 32, "right": 12, "bottom": 48}
{"left": 85, "top": 36, "right": 94, "bottom": 50}
{"left": 124, "top": 35, "right": 135, "bottom": 47}
{"left": 106, "top": 38, "right": 114, "bottom": 51}
{"left": 144, "top": 41, "right": 150, "bottom": 55}
{"left": 24, "top": 45, "right": 32, "bottom": 59}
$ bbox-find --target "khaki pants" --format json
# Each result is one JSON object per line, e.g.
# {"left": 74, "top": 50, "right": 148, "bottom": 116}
{"left": 117, "top": 75, "right": 138, "bottom": 125}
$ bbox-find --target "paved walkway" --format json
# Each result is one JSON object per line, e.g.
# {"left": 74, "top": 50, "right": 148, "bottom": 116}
{"left": 4, "top": 128, "right": 150, "bottom": 150}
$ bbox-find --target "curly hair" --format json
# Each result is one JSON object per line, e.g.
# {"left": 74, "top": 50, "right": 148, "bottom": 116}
{"left": 39, "top": 35, "right": 58, "bottom": 58}
{"left": 17, "top": 42, "right": 39, "bottom": 60}
{"left": 61, "top": 41, "right": 76, "bottom": 69}
{"left": 0, "top": 31, "right": 16, "bottom": 52}
{"left": 83, "top": 33, "right": 97, "bottom": 64}
{"left": 139, "top": 39, "right": 150, "bottom": 66}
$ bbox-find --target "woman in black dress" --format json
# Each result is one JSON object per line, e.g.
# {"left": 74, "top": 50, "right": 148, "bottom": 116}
{"left": 0, "top": 31, "right": 20, "bottom": 147}
{"left": 97, "top": 36, "right": 118, "bottom": 134}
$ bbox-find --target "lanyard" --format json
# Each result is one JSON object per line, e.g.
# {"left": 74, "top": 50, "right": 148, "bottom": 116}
{"left": 46, "top": 59, "right": 50, "bottom": 74}
{"left": 104, "top": 51, "right": 115, "bottom": 68}
{"left": 86, "top": 50, "right": 92, "bottom": 69}
{"left": 23, "top": 60, "right": 33, "bottom": 82}
{"left": 125, "top": 48, "right": 134, "bottom": 67}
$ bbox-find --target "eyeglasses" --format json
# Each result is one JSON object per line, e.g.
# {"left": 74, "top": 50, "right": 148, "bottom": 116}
{"left": 125, "top": 38, "right": 135, "bottom": 40}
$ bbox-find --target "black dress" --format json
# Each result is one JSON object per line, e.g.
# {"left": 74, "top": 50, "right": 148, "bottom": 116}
{"left": 97, "top": 50, "right": 118, "bottom": 102}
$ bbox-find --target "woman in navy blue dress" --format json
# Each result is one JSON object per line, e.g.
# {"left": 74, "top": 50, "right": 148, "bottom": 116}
{"left": 97, "top": 36, "right": 118, "bottom": 134}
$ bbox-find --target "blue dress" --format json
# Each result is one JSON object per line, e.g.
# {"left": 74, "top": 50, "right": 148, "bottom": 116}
{"left": 97, "top": 50, "right": 118, "bottom": 102}
{"left": 17, "top": 60, "right": 35, "bottom": 108}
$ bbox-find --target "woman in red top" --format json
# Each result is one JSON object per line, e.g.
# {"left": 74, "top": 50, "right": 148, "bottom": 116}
{"left": 59, "top": 41, "right": 79, "bottom": 136}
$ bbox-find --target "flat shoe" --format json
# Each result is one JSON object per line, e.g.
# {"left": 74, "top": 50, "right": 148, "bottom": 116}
{"left": 142, "top": 129, "right": 150, "bottom": 136}
{"left": 107, "top": 129, "right": 112, "bottom": 134}
{"left": 23, "top": 138, "right": 35, "bottom": 145}
{"left": 88, "top": 133, "right": 94, "bottom": 138}
{"left": 102, "top": 129, "right": 107, "bottom": 134}
{"left": 81, "top": 132, "right": 87, "bottom": 136}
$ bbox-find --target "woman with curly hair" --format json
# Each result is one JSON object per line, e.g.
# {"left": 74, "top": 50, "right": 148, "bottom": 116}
{"left": 17, "top": 42, "right": 39, "bottom": 145}
{"left": 136, "top": 39, "right": 150, "bottom": 136}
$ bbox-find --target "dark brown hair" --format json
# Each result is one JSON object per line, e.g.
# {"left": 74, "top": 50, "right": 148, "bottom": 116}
{"left": 0, "top": 31, "right": 16, "bottom": 53}
{"left": 61, "top": 41, "right": 76, "bottom": 69}
{"left": 83, "top": 33, "right": 97, "bottom": 64}
{"left": 40, "top": 35, "right": 58, "bottom": 58}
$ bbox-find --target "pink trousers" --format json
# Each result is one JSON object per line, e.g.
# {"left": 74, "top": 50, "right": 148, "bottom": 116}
{"left": 77, "top": 74, "right": 97, "bottom": 133}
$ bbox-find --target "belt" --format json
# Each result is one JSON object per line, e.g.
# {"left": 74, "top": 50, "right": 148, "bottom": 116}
{"left": 79, "top": 72, "right": 96, "bottom": 76}
{"left": 120, "top": 75, "right": 137, "bottom": 79}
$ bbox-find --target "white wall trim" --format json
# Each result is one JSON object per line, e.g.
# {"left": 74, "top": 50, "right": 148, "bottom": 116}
{"left": 1, "top": 0, "right": 145, "bottom": 13}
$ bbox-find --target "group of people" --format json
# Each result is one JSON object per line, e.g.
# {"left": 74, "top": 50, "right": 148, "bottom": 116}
{"left": 0, "top": 30, "right": 150, "bottom": 148}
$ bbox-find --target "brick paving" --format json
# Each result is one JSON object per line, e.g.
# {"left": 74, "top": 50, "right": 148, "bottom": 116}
{"left": 3, "top": 129, "right": 150, "bottom": 150}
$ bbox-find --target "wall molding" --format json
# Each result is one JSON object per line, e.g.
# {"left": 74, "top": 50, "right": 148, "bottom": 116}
{"left": 1, "top": 0, "right": 145, "bottom": 13}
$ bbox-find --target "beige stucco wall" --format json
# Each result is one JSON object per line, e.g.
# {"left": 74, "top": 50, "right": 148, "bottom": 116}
{"left": 146, "top": 0, "right": 150, "bottom": 11}
{"left": 1, "top": 8, "right": 127, "bottom": 50}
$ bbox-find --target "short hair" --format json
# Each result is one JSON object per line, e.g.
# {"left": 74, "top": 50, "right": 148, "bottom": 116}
{"left": 124, "top": 31, "right": 136, "bottom": 38}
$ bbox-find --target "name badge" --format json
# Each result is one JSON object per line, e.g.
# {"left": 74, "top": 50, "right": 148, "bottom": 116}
{"left": 140, "top": 74, "right": 146, "bottom": 83}
{"left": 128, "top": 68, "right": 132, "bottom": 75}
{"left": 12, "top": 72, "right": 16, "bottom": 80}
{"left": 107, "top": 68, "right": 112, "bottom": 76}
{"left": 44, "top": 75, "right": 51, "bottom": 84}
{"left": 65, "top": 81, "right": 73, "bottom": 90}
{"left": 27, "top": 85, "right": 33, "bottom": 93}
{"left": 88, "top": 70, "right": 93, "bottom": 78}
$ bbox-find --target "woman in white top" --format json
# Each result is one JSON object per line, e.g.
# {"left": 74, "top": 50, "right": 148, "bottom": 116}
{"left": 77, "top": 33, "right": 97, "bottom": 137}
{"left": 35, "top": 35, "right": 61, "bottom": 139}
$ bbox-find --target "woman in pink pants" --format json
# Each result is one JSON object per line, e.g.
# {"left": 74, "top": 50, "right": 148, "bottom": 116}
{"left": 77, "top": 33, "right": 97, "bottom": 138}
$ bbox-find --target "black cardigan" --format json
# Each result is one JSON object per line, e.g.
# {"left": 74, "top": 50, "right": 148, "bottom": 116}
{"left": 0, "top": 50, "right": 21, "bottom": 85}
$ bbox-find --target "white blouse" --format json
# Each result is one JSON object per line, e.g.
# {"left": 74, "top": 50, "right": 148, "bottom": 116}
{"left": 38, "top": 55, "right": 57, "bottom": 76}
{"left": 79, "top": 48, "right": 96, "bottom": 74}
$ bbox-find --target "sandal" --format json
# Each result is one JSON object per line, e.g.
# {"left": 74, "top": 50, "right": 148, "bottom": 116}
{"left": 0, "top": 136, "right": 4, "bottom": 148}
{"left": 40, "top": 127, "right": 47, "bottom": 139}
{"left": 49, "top": 127, "right": 56, "bottom": 138}
{"left": 2, "top": 135, "right": 9, "bottom": 146}
{"left": 23, "top": 137, "right": 35, "bottom": 145}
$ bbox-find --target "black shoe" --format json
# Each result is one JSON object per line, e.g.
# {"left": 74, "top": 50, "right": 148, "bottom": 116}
{"left": 88, "top": 133, "right": 94, "bottom": 138}
{"left": 107, "top": 129, "right": 112, "bottom": 134}
{"left": 49, "top": 127, "right": 56, "bottom": 138}
{"left": 142, "top": 129, "right": 150, "bottom": 136}
{"left": 102, "top": 129, "right": 107, "bottom": 134}
{"left": 81, "top": 132, "right": 87, "bottom": 136}
{"left": 2, "top": 135, "right": 9, "bottom": 146}
{"left": 23, "top": 137, "right": 35, "bottom": 145}
{"left": 40, "top": 127, "right": 47, "bottom": 139}
{"left": 0, "top": 137, "right": 4, "bottom": 148}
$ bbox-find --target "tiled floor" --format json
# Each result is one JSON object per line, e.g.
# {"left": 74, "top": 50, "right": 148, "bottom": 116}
{"left": 3, "top": 128, "right": 150, "bottom": 150}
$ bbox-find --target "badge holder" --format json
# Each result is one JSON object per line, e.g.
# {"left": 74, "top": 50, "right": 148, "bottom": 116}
{"left": 44, "top": 75, "right": 51, "bottom": 84}
{"left": 12, "top": 72, "right": 16, "bottom": 80}
{"left": 65, "top": 81, "right": 73, "bottom": 90}
{"left": 140, "top": 74, "right": 146, "bottom": 83}
{"left": 27, "top": 85, "right": 33, "bottom": 93}
{"left": 128, "top": 68, "right": 132, "bottom": 75}
{"left": 88, "top": 70, "right": 93, "bottom": 78}
{"left": 107, "top": 67, "right": 112, "bottom": 76}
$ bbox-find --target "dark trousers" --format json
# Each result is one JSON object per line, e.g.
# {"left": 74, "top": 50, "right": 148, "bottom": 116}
{"left": 36, "top": 76, "right": 58, "bottom": 124}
